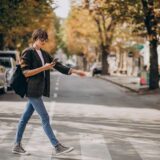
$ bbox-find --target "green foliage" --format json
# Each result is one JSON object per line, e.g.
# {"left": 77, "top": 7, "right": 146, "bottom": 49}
{"left": 0, "top": 0, "right": 58, "bottom": 52}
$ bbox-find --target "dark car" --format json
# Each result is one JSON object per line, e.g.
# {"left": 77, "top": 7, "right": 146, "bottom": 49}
{"left": 0, "top": 65, "right": 7, "bottom": 93}
{"left": 92, "top": 67, "right": 102, "bottom": 76}
{"left": 90, "top": 62, "right": 102, "bottom": 76}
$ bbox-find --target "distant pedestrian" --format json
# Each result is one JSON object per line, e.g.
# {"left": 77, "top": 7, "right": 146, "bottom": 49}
{"left": 12, "top": 28, "right": 86, "bottom": 156}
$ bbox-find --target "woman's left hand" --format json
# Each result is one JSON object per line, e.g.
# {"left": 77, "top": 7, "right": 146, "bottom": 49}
{"left": 77, "top": 70, "right": 87, "bottom": 77}
{"left": 71, "top": 69, "right": 87, "bottom": 77}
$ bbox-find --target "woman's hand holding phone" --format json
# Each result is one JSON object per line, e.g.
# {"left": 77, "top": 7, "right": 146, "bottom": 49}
{"left": 43, "top": 59, "right": 58, "bottom": 71}
{"left": 51, "top": 58, "right": 58, "bottom": 67}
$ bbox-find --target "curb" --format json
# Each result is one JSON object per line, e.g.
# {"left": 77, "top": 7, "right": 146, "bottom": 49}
{"left": 97, "top": 76, "right": 140, "bottom": 93}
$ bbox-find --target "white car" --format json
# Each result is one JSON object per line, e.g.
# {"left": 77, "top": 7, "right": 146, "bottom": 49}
{"left": 0, "top": 57, "right": 16, "bottom": 89}
{"left": 0, "top": 65, "right": 7, "bottom": 93}
{"left": 0, "top": 50, "right": 18, "bottom": 61}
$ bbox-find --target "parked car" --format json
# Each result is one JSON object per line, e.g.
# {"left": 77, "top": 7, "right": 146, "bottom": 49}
{"left": 0, "top": 57, "right": 16, "bottom": 89}
{"left": 0, "top": 50, "right": 18, "bottom": 61}
{"left": 0, "top": 65, "right": 7, "bottom": 93}
{"left": 65, "top": 60, "right": 77, "bottom": 69}
{"left": 90, "top": 62, "right": 102, "bottom": 76}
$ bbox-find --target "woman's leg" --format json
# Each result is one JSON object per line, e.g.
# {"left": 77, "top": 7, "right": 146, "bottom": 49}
{"left": 28, "top": 97, "right": 59, "bottom": 147}
{"left": 15, "top": 101, "right": 35, "bottom": 144}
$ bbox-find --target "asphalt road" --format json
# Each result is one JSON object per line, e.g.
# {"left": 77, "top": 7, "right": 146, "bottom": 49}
{"left": 0, "top": 72, "right": 160, "bottom": 160}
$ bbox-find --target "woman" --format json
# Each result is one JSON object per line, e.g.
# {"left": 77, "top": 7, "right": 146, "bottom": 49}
{"left": 12, "top": 28, "right": 86, "bottom": 156}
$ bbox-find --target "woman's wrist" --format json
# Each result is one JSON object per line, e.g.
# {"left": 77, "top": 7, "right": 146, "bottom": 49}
{"left": 40, "top": 66, "right": 45, "bottom": 72}
{"left": 70, "top": 69, "right": 77, "bottom": 74}
{"left": 68, "top": 68, "right": 73, "bottom": 75}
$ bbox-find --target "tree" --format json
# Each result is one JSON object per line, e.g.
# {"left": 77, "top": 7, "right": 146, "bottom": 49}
{"left": 63, "top": 4, "right": 99, "bottom": 69}
{"left": 65, "top": 0, "right": 160, "bottom": 80}
{"left": 141, "top": 0, "right": 159, "bottom": 89}
{"left": 82, "top": 0, "right": 144, "bottom": 75}
{"left": 0, "top": 0, "right": 58, "bottom": 53}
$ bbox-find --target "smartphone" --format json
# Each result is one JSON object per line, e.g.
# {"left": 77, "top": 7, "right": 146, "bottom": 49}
{"left": 52, "top": 58, "right": 58, "bottom": 63}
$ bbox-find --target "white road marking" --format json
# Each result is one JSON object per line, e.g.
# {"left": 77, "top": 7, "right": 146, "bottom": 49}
{"left": 54, "top": 102, "right": 160, "bottom": 123}
{"left": 48, "top": 101, "right": 57, "bottom": 137}
{"left": 55, "top": 87, "right": 59, "bottom": 91}
{"left": 19, "top": 127, "right": 52, "bottom": 160}
{"left": 53, "top": 93, "right": 58, "bottom": 98}
{"left": 0, "top": 126, "right": 14, "bottom": 143}
{"left": 56, "top": 77, "right": 60, "bottom": 83}
{"left": 52, "top": 132, "right": 81, "bottom": 159}
{"left": 128, "top": 138, "right": 160, "bottom": 160}
{"left": 49, "top": 102, "right": 55, "bottom": 125}
{"left": 80, "top": 133, "right": 112, "bottom": 160}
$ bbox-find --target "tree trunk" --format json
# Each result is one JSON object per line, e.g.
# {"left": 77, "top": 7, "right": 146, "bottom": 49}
{"left": 101, "top": 45, "right": 109, "bottom": 75}
{"left": 149, "top": 40, "right": 159, "bottom": 89}
{"left": 93, "top": 17, "right": 109, "bottom": 75}
{"left": 102, "top": 19, "right": 115, "bottom": 75}
{"left": 141, "top": 0, "right": 159, "bottom": 89}
{"left": 83, "top": 56, "right": 87, "bottom": 71}
{"left": 119, "top": 53, "right": 123, "bottom": 73}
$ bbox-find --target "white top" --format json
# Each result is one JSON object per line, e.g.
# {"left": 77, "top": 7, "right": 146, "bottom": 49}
{"left": 36, "top": 49, "right": 45, "bottom": 66}
{"left": 36, "top": 49, "right": 45, "bottom": 77}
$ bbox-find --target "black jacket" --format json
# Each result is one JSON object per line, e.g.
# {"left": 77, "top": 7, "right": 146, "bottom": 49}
{"left": 21, "top": 47, "right": 71, "bottom": 97}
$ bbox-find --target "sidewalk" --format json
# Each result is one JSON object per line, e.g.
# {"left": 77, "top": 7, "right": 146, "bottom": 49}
{"left": 98, "top": 75, "right": 148, "bottom": 93}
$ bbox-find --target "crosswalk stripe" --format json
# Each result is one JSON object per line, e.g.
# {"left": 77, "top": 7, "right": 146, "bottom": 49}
{"left": 0, "top": 126, "right": 14, "bottom": 144}
{"left": 53, "top": 93, "right": 58, "bottom": 98}
{"left": 55, "top": 87, "right": 59, "bottom": 91}
{"left": 128, "top": 138, "right": 160, "bottom": 160}
{"left": 80, "top": 133, "right": 112, "bottom": 160}
{"left": 51, "top": 132, "right": 81, "bottom": 160}
{"left": 48, "top": 101, "right": 56, "bottom": 125}
{"left": 19, "top": 127, "right": 52, "bottom": 160}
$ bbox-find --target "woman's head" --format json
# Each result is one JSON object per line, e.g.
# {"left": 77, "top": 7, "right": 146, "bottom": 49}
{"left": 32, "top": 28, "right": 48, "bottom": 48}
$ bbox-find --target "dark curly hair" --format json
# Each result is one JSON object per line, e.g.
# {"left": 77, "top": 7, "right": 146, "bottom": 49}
{"left": 32, "top": 28, "right": 48, "bottom": 42}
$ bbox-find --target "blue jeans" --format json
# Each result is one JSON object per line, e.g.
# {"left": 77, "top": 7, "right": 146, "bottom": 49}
{"left": 15, "top": 97, "right": 59, "bottom": 147}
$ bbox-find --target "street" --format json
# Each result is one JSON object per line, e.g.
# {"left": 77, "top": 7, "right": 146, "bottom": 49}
{"left": 0, "top": 72, "right": 160, "bottom": 160}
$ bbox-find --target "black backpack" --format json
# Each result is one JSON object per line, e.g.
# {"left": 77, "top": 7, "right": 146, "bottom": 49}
{"left": 10, "top": 65, "right": 27, "bottom": 98}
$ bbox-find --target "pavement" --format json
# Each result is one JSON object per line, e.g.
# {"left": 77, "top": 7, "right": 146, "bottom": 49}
{"left": 98, "top": 74, "right": 149, "bottom": 93}
{"left": 0, "top": 72, "right": 160, "bottom": 160}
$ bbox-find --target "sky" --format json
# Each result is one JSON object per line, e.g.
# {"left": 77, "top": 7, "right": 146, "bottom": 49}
{"left": 54, "top": 0, "right": 71, "bottom": 18}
